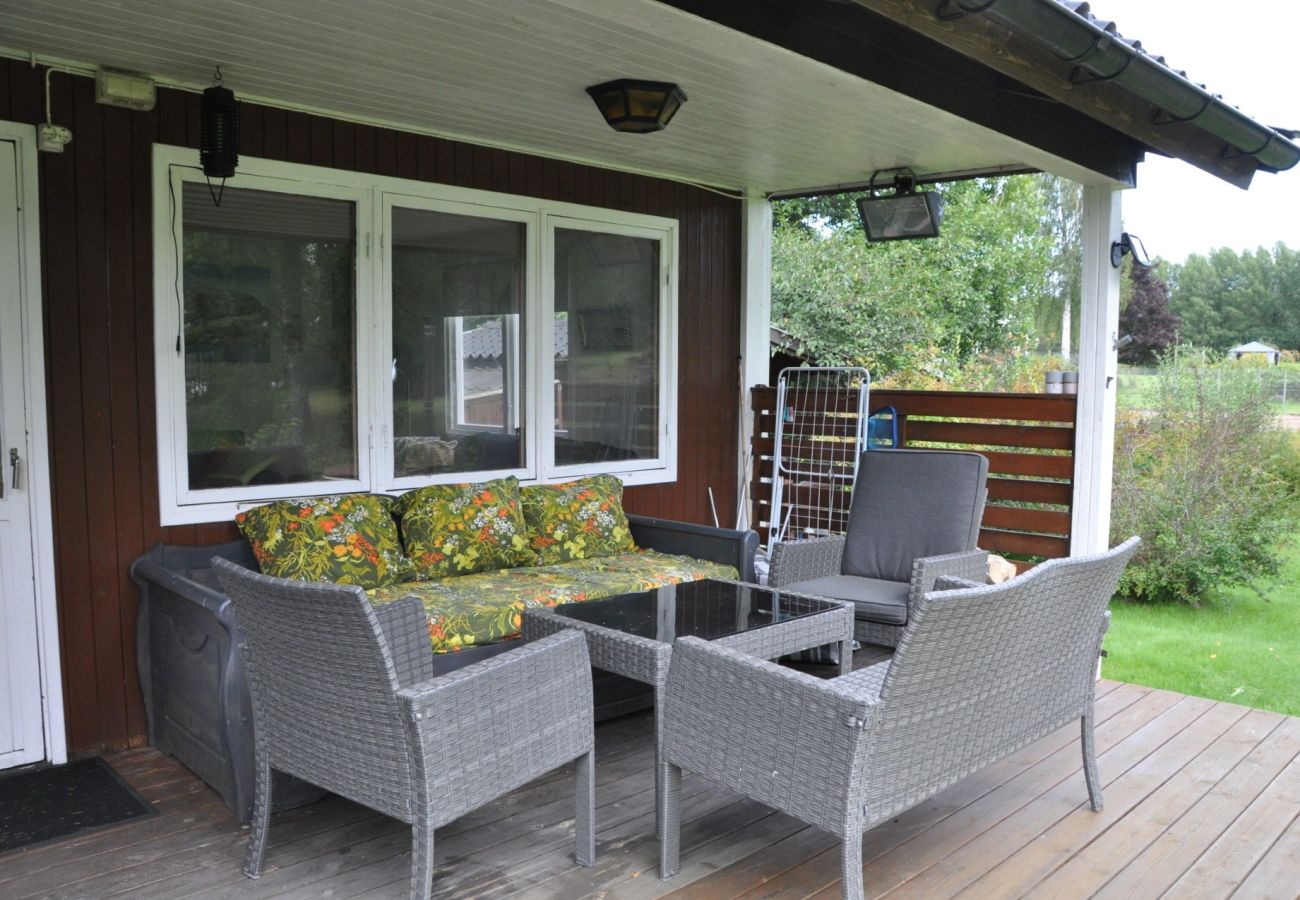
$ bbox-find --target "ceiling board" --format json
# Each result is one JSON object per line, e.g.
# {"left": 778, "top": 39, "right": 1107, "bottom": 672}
{"left": 2, "top": 0, "right": 1122, "bottom": 192}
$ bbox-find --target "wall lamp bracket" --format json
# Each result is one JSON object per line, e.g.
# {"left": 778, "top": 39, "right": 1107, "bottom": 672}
{"left": 1110, "top": 232, "right": 1150, "bottom": 268}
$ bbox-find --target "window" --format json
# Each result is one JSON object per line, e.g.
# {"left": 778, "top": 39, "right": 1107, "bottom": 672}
{"left": 154, "top": 147, "right": 677, "bottom": 524}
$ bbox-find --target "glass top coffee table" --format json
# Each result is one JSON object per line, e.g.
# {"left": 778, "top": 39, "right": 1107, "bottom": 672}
{"left": 520, "top": 578, "right": 853, "bottom": 836}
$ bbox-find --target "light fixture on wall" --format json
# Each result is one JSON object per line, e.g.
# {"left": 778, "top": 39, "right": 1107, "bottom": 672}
{"left": 586, "top": 79, "right": 687, "bottom": 133}
{"left": 856, "top": 169, "right": 943, "bottom": 242}
{"left": 200, "top": 67, "right": 239, "bottom": 206}
{"left": 1110, "top": 232, "right": 1151, "bottom": 268}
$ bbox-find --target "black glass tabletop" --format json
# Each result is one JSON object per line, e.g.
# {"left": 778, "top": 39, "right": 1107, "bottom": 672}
{"left": 549, "top": 579, "right": 841, "bottom": 643}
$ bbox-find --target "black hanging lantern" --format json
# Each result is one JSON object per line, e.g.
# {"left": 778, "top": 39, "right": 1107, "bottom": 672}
{"left": 200, "top": 72, "right": 239, "bottom": 205}
{"left": 586, "top": 79, "right": 686, "bottom": 133}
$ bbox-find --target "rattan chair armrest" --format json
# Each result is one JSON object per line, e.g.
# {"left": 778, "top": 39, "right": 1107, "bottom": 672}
{"left": 663, "top": 636, "right": 875, "bottom": 834}
{"left": 398, "top": 629, "right": 595, "bottom": 829}
{"left": 932, "top": 574, "right": 986, "bottom": 592}
{"left": 909, "top": 550, "right": 989, "bottom": 606}
{"left": 370, "top": 595, "right": 434, "bottom": 687}
{"left": 769, "top": 536, "right": 846, "bottom": 586}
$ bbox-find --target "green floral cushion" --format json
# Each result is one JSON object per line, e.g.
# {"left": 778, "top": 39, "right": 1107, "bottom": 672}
{"left": 368, "top": 550, "right": 738, "bottom": 653}
{"left": 521, "top": 475, "right": 636, "bottom": 565}
{"left": 396, "top": 477, "right": 535, "bottom": 579}
{"left": 235, "top": 494, "right": 414, "bottom": 589}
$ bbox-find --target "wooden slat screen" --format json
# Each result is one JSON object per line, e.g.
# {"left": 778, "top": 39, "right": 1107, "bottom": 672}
{"left": 751, "top": 387, "right": 1077, "bottom": 571}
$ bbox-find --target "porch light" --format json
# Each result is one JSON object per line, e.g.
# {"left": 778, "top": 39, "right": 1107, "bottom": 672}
{"left": 856, "top": 169, "right": 943, "bottom": 242}
{"left": 586, "top": 79, "right": 687, "bottom": 133}
{"left": 1110, "top": 232, "right": 1151, "bottom": 268}
{"left": 200, "top": 68, "right": 239, "bottom": 206}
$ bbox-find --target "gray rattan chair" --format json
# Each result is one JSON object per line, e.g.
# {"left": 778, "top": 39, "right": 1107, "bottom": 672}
{"left": 212, "top": 559, "right": 596, "bottom": 900}
{"left": 769, "top": 448, "right": 990, "bottom": 648}
{"left": 658, "top": 537, "right": 1140, "bottom": 900}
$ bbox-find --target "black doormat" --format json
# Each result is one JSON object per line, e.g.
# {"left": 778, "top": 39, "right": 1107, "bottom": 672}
{"left": 0, "top": 757, "right": 156, "bottom": 853}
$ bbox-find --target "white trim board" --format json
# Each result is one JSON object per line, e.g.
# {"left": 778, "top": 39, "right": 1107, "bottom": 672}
{"left": 0, "top": 120, "right": 65, "bottom": 766}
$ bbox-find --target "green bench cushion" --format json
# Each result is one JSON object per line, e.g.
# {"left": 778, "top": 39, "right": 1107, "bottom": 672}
{"left": 367, "top": 550, "right": 738, "bottom": 654}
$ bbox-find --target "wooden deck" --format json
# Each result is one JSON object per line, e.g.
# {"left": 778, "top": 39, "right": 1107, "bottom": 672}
{"left": 2, "top": 656, "right": 1298, "bottom": 899}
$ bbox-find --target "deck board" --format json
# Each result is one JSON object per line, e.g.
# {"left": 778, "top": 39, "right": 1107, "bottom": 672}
{"left": 1, "top": 647, "right": 1296, "bottom": 900}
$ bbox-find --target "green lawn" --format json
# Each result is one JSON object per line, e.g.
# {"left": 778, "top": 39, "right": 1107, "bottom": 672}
{"left": 1102, "top": 537, "right": 1300, "bottom": 716}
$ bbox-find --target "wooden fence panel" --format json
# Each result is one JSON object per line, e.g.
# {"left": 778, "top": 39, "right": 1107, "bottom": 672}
{"left": 751, "top": 387, "right": 1077, "bottom": 570}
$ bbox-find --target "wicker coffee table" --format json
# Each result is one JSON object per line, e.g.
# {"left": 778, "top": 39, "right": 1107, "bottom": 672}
{"left": 520, "top": 578, "right": 853, "bottom": 832}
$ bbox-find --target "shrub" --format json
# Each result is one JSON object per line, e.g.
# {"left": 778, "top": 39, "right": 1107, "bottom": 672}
{"left": 1110, "top": 360, "right": 1300, "bottom": 603}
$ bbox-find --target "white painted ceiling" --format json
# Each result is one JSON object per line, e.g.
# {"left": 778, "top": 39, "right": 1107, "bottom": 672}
{"left": 3, "top": 0, "right": 1120, "bottom": 192}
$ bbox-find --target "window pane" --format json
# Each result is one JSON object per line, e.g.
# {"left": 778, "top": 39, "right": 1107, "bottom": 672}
{"left": 181, "top": 183, "right": 357, "bottom": 491}
{"left": 391, "top": 208, "right": 526, "bottom": 476}
{"left": 553, "top": 229, "right": 660, "bottom": 465}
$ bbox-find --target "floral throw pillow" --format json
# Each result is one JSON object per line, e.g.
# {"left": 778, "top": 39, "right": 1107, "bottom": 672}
{"left": 521, "top": 475, "right": 636, "bottom": 566}
{"left": 396, "top": 477, "right": 535, "bottom": 579}
{"left": 235, "top": 494, "right": 414, "bottom": 589}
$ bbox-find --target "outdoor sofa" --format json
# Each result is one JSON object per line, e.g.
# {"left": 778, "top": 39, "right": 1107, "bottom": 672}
{"left": 131, "top": 483, "right": 757, "bottom": 823}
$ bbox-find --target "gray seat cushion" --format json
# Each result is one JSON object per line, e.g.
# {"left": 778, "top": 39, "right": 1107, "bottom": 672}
{"left": 782, "top": 575, "right": 909, "bottom": 625}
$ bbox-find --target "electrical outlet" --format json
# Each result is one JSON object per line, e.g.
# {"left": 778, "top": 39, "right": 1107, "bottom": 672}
{"left": 37, "top": 124, "right": 73, "bottom": 153}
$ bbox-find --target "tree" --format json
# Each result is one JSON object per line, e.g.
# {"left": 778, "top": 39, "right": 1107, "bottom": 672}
{"left": 1167, "top": 243, "right": 1300, "bottom": 352}
{"left": 770, "top": 175, "right": 1056, "bottom": 380}
{"left": 1118, "top": 263, "right": 1180, "bottom": 364}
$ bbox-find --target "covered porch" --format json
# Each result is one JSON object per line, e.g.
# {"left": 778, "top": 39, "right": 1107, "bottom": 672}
{"left": 1, "top": 0, "right": 1298, "bottom": 897}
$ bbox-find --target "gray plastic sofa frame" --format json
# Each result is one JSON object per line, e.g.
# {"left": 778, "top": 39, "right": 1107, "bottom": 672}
{"left": 130, "top": 513, "right": 757, "bottom": 823}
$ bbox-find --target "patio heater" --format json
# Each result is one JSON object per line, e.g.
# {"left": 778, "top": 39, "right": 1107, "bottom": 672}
{"left": 856, "top": 168, "right": 943, "bottom": 242}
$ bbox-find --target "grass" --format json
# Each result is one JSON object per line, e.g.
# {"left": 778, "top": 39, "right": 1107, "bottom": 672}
{"left": 1102, "top": 536, "right": 1300, "bottom": 717}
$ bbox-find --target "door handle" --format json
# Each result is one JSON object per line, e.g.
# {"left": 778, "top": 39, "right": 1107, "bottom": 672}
{"left": 9, "top": 447, "right": 19, "bottom": 491}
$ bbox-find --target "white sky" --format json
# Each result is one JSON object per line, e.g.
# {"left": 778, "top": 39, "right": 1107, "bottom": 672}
{"left": 1090, "top": 0, "right": 1300, "bottom": 263}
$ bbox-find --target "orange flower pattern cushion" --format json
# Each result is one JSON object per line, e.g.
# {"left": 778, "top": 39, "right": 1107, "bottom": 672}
{"left": 521, "top": 475, "right": 636, "bottom": 565}
{"left": 234, "top": 494, "right": 414, "bottom": 589}
{"left": 396, "top": 477, "right": 535, "bottom": 579}
{"left": 367, "top": 550, "right": 738, "bottom": 653}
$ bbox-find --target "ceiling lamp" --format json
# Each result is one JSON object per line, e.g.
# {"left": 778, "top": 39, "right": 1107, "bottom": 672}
{"left": 586, "top": 79, "right": 687, "bottom": 133}
{"left": 856, "top": 169, "right": 943, "bottom": 242}
{"left": 200, "top": 67, "right": 239, "bottom": 206}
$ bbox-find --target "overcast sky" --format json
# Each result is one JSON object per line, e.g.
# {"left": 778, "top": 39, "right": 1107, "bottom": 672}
{"left": 1094, "top": 0, "right": 1300, "bottom": 263}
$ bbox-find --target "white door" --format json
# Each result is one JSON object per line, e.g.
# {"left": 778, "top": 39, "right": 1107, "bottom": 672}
{"left": 0, "top": 136, "right": 52, "bottom": 769}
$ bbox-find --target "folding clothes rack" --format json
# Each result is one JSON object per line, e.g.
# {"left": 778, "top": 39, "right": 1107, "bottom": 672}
{"left": 767, "top": 366, "right": 870, "bottom": 549}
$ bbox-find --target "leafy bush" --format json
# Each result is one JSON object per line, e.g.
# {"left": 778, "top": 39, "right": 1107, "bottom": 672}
{"left": 1111, "top": 359, "right": 1300, "bottom": 603}
{"left": 879, "top": 350, "right": 1068, "bottom": 393}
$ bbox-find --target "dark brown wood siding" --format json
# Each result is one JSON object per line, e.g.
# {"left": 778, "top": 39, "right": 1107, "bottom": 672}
{"left": 0, "top": 61, "right": 742, "bottom": 754}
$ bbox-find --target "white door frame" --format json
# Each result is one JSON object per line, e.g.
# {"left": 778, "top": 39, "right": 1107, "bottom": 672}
{"left": 1, "top": 120, "right": 65, "bottom": 766}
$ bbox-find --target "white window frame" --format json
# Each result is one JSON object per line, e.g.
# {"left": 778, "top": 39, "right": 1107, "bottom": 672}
{"left": 153, "top": 145, "right": 678, "bottom": 525}
{"left": 542, "top": 215, "right": 678, "bottom": 485}
{"left": 153, "top": 147, "right": 375, "bottom": 525}
{"left": 444, "top": 314, "right": 521, "bottom": 434}
{"left": 379, "top": 192, "right": 537, "bottom": 492}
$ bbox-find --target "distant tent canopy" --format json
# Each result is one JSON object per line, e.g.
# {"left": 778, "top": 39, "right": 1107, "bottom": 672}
{"left": 1227, "top": 341, "right": 1281, "bottom": 365}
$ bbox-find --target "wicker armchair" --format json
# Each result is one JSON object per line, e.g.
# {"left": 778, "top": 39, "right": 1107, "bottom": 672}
{"left": 658, "top": 537, "right": 1140, "bottom": 899}
{"left": 769, "top": 448, "right": 990, "bottom": 648}
{"left": 212, "top": 559, "right": 596, "bottom": 900}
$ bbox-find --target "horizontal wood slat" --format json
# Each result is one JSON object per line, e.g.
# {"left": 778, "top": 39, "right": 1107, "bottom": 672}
{"left": 751, "top": 385, "right": 1077, "bottom": 565}
{"left": 980, "top": 529, "right": 1071, "bottom": 559}
{"left": 986, "top": 477, "right": 1073, "bottom": 505}
{"left": 905, "top": 419, "right": 1074, "bottom": 450}
{"left": 981, "top": 504, "right": 1072, "bottom": 535}
{"left": 980, "top": 450, "right": 1075, "bottom": 480}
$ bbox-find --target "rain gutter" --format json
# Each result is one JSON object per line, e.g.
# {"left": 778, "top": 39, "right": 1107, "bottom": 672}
{"left": 939, "top": 0, "right": 1300, "bottom": 173}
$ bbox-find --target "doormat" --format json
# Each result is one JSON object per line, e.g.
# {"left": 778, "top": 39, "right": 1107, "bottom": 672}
{"left": 0, "top": 757, "right": 156, "bottom": 853}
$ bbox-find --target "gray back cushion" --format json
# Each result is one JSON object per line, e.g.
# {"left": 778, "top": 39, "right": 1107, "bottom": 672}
{"left": 842, "top": 449, "right": 989, "bottom": 583}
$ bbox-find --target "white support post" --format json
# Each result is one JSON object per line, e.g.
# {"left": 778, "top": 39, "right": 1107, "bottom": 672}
{"left": 737, "top": 196, "right": 772, "bottom": 530}
{"left": 1071, "top": 185, "right": 1123, "bottom": 556}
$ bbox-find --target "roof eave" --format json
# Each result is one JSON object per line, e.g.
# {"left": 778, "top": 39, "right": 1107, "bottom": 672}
{"left": 849, "top": 0, "right": 1299, "bottom": 189}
